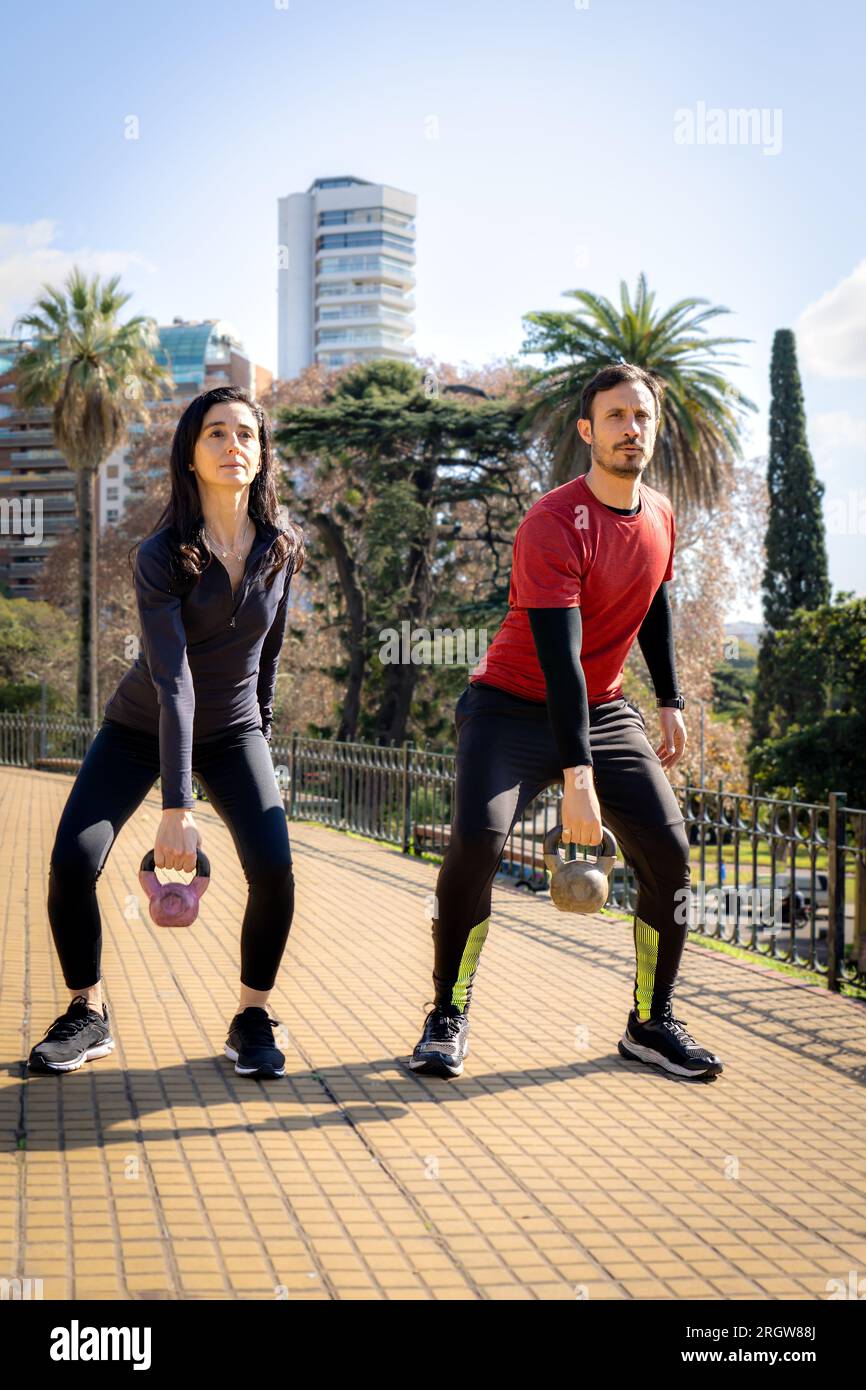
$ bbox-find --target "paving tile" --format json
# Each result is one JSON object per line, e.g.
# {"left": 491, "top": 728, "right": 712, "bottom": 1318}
{"left": 5, "top": 774, "right": 866, "bottom": 1305}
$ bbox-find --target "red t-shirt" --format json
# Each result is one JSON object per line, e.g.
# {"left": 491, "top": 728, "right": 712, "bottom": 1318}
{"left": 471, "top": 473, "right": 675, "bottom": 704}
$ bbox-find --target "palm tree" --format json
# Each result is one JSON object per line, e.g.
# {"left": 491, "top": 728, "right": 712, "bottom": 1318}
{"left": 13, "top": 268, "right": 172, "bottom": 722}
{"left": 521, "top": 272, "right": 757, "bottom": 507}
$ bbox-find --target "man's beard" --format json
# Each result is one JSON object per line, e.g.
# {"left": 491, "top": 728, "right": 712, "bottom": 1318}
{"left": 592, "top": 444, "right": 647, "bottom": 476}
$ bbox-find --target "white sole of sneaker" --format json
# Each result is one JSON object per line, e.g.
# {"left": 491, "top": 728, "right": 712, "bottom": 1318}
{"left": 408, "top": 1058, "right": 464, "bottom": 1076}
{"left": 618, "top": 1032, "right": 721, "bottom": 1078}
{"left": 223, "top": 1043, "right": 285, "bottom": 1077}
{"left": 29, "top": 1039, "right": 115, "bottom": 1074}
{"left": 407, "top": 1036, "right": 469, "bottom": 1077}
{"left": 408, "top": 1056, "right": 464, "bottom": 1076}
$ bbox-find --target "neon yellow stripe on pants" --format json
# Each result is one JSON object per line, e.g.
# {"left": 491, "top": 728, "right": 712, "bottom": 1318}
{"left": 633, "top": 915, "right": 659, "bottom": 1021}
{"left": 451, "top": 917, "right": 490, "bottom": 1011}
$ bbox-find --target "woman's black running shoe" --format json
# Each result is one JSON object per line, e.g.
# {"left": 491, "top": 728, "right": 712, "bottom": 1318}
{"left": 224, "top": 1007, "right": 285, "bottom": 1078}
{"left": 408, "top": 1005, "right": 470, "bottom": 1078}
{"left": 618, "top": 1001, "right": 723, "bottom": 1078}
{"left": 28, "top": 995, "right": 115, "bottom": 1074}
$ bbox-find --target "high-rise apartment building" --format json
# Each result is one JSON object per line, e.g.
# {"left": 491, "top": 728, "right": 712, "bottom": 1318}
{"left": 277, "top": 175, "right": 416, "bottom": 379}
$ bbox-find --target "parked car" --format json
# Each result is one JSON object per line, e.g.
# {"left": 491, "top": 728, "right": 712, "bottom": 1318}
{"left": 774, "top": 870, "right": 828, "bottom": 910}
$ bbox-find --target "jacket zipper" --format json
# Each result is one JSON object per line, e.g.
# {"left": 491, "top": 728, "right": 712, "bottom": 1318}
{"left": 229, "top": 571, "right": 251, "bottom": 627}
{"left": 218, "top": 557, "right": 255, "bottom": 628}
{"left": 211, "top": 528, "right": 270, "bottom": 628}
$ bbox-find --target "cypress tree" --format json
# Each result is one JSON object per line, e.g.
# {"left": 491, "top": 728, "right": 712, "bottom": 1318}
{"left": 751, "top": 329, "right": 831, "bottom": 748}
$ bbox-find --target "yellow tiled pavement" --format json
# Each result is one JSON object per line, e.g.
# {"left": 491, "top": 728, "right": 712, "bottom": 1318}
{"left": 1, "top": 765, "right": 866, "bottom": 1301}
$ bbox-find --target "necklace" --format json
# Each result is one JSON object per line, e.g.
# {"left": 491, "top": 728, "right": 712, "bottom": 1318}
{"left": 203, "top": 515, "right": 251, "bottom": 562}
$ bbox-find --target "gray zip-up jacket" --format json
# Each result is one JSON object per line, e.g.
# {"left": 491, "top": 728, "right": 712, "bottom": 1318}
{"left": 103, "top": 515, "right": 294, "bottom": 809}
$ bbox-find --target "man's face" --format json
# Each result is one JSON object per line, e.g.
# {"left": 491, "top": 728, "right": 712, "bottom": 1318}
{"left": 576, "top": 380, "right": 659, "bottom": 477}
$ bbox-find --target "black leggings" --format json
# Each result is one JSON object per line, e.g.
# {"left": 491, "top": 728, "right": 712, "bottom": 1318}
{"left": 47, "top": 717, "right": 294, "bottom": 992}
{"left": 432, "top": 682, "right": 691, "bottom": 1019}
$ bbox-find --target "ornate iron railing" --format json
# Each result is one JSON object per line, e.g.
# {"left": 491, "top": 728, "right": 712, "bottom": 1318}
{"left": 3, "top": 713, "right": 864, "bottom": 992}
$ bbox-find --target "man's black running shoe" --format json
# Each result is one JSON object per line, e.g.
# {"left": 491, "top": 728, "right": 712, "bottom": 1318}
{"left": 28, "top": 995, "right": 114, "bottom": 1074}
{"left": 408, "top": 1005, "right": 470, "bottom": 1078}
{"left": 618, "top": 1001, "right": 723, "bottom": 1078}
{"left": 225, "top": 1007, "right": 285, "bottom": 1078}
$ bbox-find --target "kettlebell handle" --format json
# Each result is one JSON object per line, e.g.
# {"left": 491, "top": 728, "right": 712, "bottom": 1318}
{"left": 139, "top": 848, "right": 211, "bottom": 880}
{"left": 543, "top": 824, "right": 618, "bottom": 865}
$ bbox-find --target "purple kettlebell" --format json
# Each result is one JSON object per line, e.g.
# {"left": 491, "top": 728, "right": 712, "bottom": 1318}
{"left": 138, "top": 849, "right": 211, "bottom": 928}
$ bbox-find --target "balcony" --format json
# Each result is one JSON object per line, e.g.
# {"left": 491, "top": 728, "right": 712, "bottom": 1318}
{"left": 0, "top": 429, "right": 56, "bottom": 447}
{"left": 317, "top": 281, "right": 414, "bottom": 307}
{"left": 316, "top": 256, "right": 415, "bottom": 286}
{"left": 10, "top": 450, "right": 65, "bottom": 464}
{"left": 318, "top": 210, "right": 416, "bottom": 235}
{"left": 315, "top": 330, "right": 415, "bottom": 351}
{"left": 317, "top": 306, "right": 414, "bottom": 332}
{"left": 0, "top": 471, "right": 75, "bottom": 489}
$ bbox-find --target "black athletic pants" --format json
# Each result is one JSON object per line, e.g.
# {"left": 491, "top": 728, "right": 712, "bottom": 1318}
{"left": 432, "top": 682, "right": 691, "bottom": 1019}
{"left": 47, "top": 717, "right": 294, "bottom": 992}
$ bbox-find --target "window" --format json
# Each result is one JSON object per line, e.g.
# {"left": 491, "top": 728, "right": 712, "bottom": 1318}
{"left": 106, "top": 486, "right": 119, "bottom": 499}
{"left": 107, "top": 464, "right": 119, "bottom": 478}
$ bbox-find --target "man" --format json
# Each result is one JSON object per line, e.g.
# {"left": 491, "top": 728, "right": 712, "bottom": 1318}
{"left": 409, "top": 362, "right": 723, "bottom": 1081}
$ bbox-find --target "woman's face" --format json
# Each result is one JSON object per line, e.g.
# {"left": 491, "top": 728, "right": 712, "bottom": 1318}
{"left": 193, "top": 400, "right": 262, "bottom": 491}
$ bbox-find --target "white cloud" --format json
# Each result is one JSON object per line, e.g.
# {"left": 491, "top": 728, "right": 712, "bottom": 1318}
{"left": 808, "top": 411, "right": 866, "bottom": 482}
{"left": 0, "top": 221, "right": 157, "bottom": 336}
{"left": 797, "top": 259, "right": 866, "bottom": 378}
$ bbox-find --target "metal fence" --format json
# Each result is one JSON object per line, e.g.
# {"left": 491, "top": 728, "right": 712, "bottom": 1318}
{"left": 4, "top": 712, "right": 864, "bottom": 993}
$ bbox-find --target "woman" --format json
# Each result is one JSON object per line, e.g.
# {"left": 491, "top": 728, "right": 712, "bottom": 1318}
{"left": 28, "top": 385, "right": 305, "bottom": 1080}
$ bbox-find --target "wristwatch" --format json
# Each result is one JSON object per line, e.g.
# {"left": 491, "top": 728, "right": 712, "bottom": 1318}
{"left": 657, "top": 694, "right": 686, "bottom": 709}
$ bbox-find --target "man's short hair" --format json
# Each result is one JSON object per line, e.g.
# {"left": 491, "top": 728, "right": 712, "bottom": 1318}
{"left": 580, "top": 363, "right": 665, "bottom": 425}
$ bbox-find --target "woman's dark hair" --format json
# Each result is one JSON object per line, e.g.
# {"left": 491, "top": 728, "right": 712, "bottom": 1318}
{"left": 129, "top": 385, "right": 305, "bottom": 591}
{"left": 580, "top": 362, "right": 666, "bottom": 426}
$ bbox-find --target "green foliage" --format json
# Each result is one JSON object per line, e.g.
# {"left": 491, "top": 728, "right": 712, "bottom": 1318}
{"left": 365, "top": 480, "right": 429, "bottom": 591}
{"left": 748, "top": 595, "right": 866, "bottom": 803}
{"left": 0, "top": 681, "right": 65, "bottom": 715}
{"left": 752, "top": 330, "right": 832, "bottom": 749}
{"left": 0, "top": 592, "right": 74, "bottom": 681}
{"left": 761, "top": 329, "right": 830, "bottom": 631}
{"left": 0, "top": 592, "right": 74, "bottom": 714}
{"left": 711, "top": 662, "right": 754, "bottom": 716}
{"left": 749, "top": 710, "right": 866, "bottom": 808}
{"left": 274, "top": 358, "right": 534, "bottom": 743}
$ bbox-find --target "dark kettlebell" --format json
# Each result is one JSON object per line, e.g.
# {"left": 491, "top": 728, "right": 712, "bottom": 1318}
{"left": 543, "top": 825, "right": 618, "bottom": 913}
{"left": 138, "top": 849, "right": 211, "bottom": 928}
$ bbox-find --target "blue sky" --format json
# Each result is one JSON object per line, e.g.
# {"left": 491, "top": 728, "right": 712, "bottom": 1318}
{"left": 3, "top": 0, "right": 864, "bottom": 620}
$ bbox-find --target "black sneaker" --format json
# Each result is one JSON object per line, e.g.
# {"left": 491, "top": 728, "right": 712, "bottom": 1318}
{"left": 224, "top": 1007, "right": 285, "bottom": 1078}
{"left": 28, "top": 995, "right": 114, "bottom": 1074}
{"left": 618, "top": 1002, "right": 723, "bottom": 1078}
{"left": 408, "top": 1005, "right": 470, "bottom": 1078}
